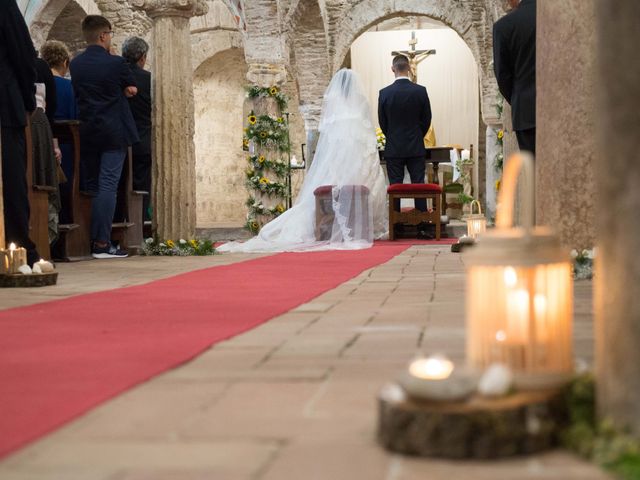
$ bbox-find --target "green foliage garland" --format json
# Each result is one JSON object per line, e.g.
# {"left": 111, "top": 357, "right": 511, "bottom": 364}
{"left": 243, "top": 85, "right": 291, "bottom": 233}
{"left": 246, "top": 85, "right": 288, "bottom": 111}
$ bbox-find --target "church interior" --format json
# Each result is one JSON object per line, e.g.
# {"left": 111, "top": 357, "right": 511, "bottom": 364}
{"left": 1, "top": 0, "right": 639, "bottom": 478}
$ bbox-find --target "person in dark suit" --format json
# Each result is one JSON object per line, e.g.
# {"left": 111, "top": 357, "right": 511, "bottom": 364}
{"left": 378, "top": 55, "right": 432, "bottom": 214}
{"left": 122, "top": 36, "right": 152, "bottom": 221}
{"left": 0, "top": 0, "right": 40, "bottom": 265}
{"left": 493, "top": 0, "right": 536, "bottom": 155}
{"left": 70, "top": 15, "right": 139, "bottom": 258}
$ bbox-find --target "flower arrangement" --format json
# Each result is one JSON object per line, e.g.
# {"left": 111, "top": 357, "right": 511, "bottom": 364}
{"left": 246, "top": 85, "right": 288, "bottom": 111}
{"left": 243, "top": 112, "right": 290, "bottom": 150}
{"left": 572, "top": 248, "right": 595, "bottom": 279}
{"left": 244, "top": 85, "right": 290, "bottom": 234}
{"left": 376, "top": 128, "right": 386, "bottom": 151}
{"left": 142, "top": 237, "right": 215, "bottom": 256}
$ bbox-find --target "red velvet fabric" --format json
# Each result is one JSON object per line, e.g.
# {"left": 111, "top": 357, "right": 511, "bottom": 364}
{"left": 387, "top": 183, "right": 443, "bottom": 194}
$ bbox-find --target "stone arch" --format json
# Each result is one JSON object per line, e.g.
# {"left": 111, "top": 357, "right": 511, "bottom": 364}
{"left": 193, "top": 47, "right": 249, "bottom": 227}
{"left": 27, "top": 0, "right": 100, "bottom": 50}
{"left": 328, "top": 0, "right": 500, "bottom": 124}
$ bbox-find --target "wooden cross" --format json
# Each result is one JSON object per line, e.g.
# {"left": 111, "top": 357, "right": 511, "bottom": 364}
{"left": 391, "top": 31, "right": 436, "bottom": 83}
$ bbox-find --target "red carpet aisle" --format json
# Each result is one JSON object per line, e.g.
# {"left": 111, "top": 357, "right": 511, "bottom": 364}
{"left": 0, "top": 243, "right": 410, "bottom": 459}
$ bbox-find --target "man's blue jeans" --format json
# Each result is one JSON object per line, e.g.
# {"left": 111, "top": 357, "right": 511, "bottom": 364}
{"left": 86, "top": 149, "right": 126, "bottom": 244}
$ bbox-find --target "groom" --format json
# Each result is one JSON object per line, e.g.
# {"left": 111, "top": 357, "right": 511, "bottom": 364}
{"left": 378, "top": 55, "right": 432, "bottom": 214}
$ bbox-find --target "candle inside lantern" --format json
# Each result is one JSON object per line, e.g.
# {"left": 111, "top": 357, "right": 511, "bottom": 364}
{"left": 409, "top": 355, "right": 454, "bottom": 380}
{"left": 461, "top": 149, "right": 470, "bottom": 161}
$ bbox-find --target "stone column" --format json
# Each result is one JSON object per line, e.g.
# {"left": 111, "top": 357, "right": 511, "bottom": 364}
{"left": 536, "top": 0, "right": 596, "bottom": 249}
{"left": 133, "top": 0, "right": 207, "bottom": 240}
{"left": 594, "top": 0, "right": 640, "bottom": 435}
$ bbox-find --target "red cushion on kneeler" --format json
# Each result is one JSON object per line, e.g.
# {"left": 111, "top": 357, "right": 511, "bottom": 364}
{"left": 314, "top": 185, "right": 334, "bottom": 195}
{"left": 387, "top": 183, "right": 443, "bottom": 194}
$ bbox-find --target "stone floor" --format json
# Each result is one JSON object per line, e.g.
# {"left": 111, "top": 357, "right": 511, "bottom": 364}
{"left": 0, "top": 246, "right": 610, "bottom": 479}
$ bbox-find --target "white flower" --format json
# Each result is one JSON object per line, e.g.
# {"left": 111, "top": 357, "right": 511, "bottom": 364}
{"left": 179, "top": 239, "right": 187, "bottom": 244}
{"left": 584, "top": 249, "right": 595, "bottom": 260}
{"left": 570, "top": 249, "right": 579, "bottom": 259}
{"left": 145, "top": 237, "right": 154, "bottom": 244}
{"left": 159, "top": 243, "right": 166, "bottom": 248}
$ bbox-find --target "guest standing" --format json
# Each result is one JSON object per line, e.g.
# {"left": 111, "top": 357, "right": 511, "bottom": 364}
{"left": 122, "top": 36, "right": 152, "bottom": 221}
{"left": 70, "top": 15, "right": 139, "bottom": 258}
{"left": 0, "top": 0, "right": 40, "bottom": 265}
{"left": 41, "top": 40, "right": 77, "bottom": 225}
{"left": 493, "top": 0, "right": 536, "bottom": 155}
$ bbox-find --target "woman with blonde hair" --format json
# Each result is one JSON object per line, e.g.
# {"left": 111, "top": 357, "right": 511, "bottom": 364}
{"left": 41, "top": 40, "right": 77, "bottom": 226}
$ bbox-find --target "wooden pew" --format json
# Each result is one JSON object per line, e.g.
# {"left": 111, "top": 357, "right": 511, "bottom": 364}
{"left": 51, "top": 120, "right": 92, "bottom": 261}
{"left": 25, "top": 117, "right": 53, "bottom": 260}
{"left": 112, "top": 147, "right": 145, "bottom": 254}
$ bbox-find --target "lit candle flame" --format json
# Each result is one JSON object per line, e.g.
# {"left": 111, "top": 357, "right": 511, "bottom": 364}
{"left": 409, "top": 355, "right": 454, "bottom": 380}
{"left": 495, "top": 330, "right": 507, "bottom": 342}
{"left": 9, "top": 243, "right": 16, "bottom": 251}
{"left": 504, "top": 266, "right": 517, "bottom": 287}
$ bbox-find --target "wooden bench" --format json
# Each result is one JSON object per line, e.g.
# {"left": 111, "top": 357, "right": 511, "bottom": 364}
{"left": 51, "top": 120, "right": 92, "bottom": 261}
{"left": 51, "top": 123, "right": 146, "bottom": 259}
{"left": 387, "top": 183, "right": 442, "bottom": 241}
{"left": 25, "top": 118, "right": 54, "bottom": 260}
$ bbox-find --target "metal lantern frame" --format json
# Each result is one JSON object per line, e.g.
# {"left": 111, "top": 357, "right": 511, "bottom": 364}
{"left": 464, "top": 153, "right": 573, "bottom": 389}
{"left": 464, "top": 199, "right": 487, "bottom": 239}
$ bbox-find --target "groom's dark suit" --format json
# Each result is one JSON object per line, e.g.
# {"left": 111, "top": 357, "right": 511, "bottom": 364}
{"left": 378, "top": 78, "right": 432, "bottom": 211}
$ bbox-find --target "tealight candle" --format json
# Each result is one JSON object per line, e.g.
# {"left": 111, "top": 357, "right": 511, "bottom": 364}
{"left": 399, "top": 355, "right": 478, "bottom": 402}
{"left": 36, "top": 259, "right": 55, "bottom": 273}
{"left": 409, "top": 355, "right": 454, "bottom": 380}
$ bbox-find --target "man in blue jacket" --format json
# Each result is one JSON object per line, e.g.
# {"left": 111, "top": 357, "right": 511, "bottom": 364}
{"left": 0, "top": 0, "right": 40, "bottom": 265}
{"left": 70, "top": 15, "right": 138, "bottom": 258}
{"left": 378, "top": 54, "right": 432, "bottom": 213}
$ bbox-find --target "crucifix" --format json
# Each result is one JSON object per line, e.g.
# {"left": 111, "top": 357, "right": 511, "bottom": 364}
{"left": 391, "top": 31, "right": 436, "bottom": 83}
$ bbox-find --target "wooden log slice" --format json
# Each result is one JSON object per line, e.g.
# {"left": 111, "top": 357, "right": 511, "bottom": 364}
{"left": 0, "top": 272, "right": 58, "bottom": 288}
{"left": 378, "top": 383, "right": 567, "bottom": 459}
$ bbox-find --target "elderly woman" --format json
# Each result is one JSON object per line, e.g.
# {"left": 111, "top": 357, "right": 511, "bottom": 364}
{"left": 40, "top": 40, "right": 77, "bottom": 226}
{"left": 122, "top": 36, "right": 152, "bottom": 221}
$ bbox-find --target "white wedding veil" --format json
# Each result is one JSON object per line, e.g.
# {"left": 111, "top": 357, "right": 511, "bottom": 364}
{"left": 218, "top": 69, "right": 388, "bottom": 253}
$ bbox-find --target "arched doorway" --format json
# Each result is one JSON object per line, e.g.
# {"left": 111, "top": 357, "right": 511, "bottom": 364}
{"left": 193, "top": 48, "right": 248, "bottom": 227}
{"left": 349, "top": 16, "right": 480, "bottom": 194}
{"left": 45, "top": 0, "right": 88, "bottom": 53}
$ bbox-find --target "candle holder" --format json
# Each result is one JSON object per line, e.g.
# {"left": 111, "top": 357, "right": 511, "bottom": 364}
{"left": 397, "top": 355, "right": 477, "bottom": 402}
{"left": 464, "top": 200, "right": 487, "bottom": 239}
{"left": 0, "top": 245, "right": 58, "bottom": 288}
{"left": 464, "top": 153, "right": 573, "bottom": 389}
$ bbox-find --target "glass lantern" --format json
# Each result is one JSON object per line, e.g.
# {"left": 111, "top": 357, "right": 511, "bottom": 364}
{"left": 465, "top": 200, "right": 487, "bottom": 239}
{"left": 464, "top": 153, "right": 573, "bottom": 389}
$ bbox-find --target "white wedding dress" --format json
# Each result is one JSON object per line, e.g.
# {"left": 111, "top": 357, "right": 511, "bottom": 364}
{"left": 218, "top": 69, "right": 388, "bottom": 253}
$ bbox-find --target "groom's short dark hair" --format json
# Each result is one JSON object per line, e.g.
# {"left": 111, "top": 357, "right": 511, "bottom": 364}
{"left": 392, "top": 55, "right": 410, "bottom": 73}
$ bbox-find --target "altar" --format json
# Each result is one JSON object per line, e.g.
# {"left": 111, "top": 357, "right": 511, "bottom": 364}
{"left": 378, "top": 146, "right": 456, "bottom": 185}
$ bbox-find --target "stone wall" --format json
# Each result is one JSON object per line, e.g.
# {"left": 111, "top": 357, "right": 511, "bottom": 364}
{"left": 193, "top": 48, "right": 248, "bottom": 227}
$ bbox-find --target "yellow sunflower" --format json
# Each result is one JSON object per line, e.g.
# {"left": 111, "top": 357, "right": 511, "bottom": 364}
{"left": 277, "top": 117, "right": 284, "bottom": 123}
{"left": 269, "top": 86, "right": 278, "bottom": 96}
{"left": 258, "top": 155, "right": 266, "bottom": 163}
{"left": 259, "top": 177, "right": 270, "bottom": 184}
{"left": 248, "top": 115, "right": 257, "bottom": 125}
{"left": 497, "top": 129, "right": 504, "bottom": 140}
{"left": 189, "top": 239, "right": 198, "bottom": 247}
{"left": 250, "top": 221, "right": 260, "bottom": 231}
{"left": 243, "top": 138, "right": 249, "bottom": 147}
{"left": 259, "top": 131, "right": 267, "bottom": 139}
{"left": 166, "top": 239, "right": 175, "bottom": 248}
{"left": 276, "top": 204, "right": 285, "bottom": 213}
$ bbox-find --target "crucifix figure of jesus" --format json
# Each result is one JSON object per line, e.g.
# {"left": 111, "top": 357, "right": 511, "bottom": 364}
{"left": 391, "top": 31, "right": 436, "bottom": 83}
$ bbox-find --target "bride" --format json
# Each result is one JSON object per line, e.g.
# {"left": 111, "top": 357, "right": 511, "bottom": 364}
{"left": 218, "top": 69, "right": 388, "bottom": 253}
